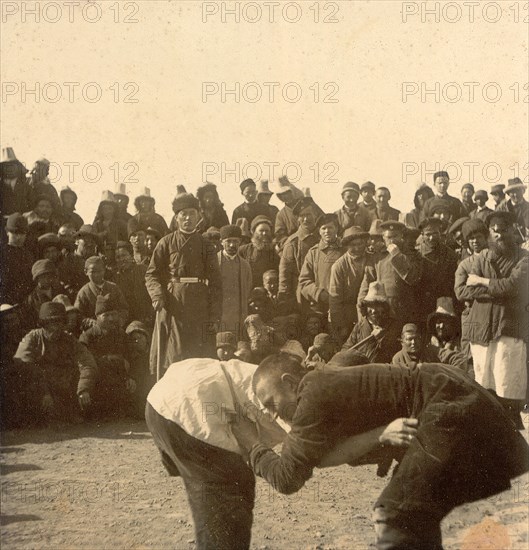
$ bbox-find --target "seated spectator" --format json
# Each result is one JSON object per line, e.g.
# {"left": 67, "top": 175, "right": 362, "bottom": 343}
{"left": 279, "top": 340, "right": 306, "bottom": 364}
{"left": 23, "top": 195, "right": 59, "bottom": 234}
{"left": 79, "top": 294, "right": 137, "bottom": 418}
{"left": 14, "top": 302, "right": 97, "bottom": 424}
{"left": 366, "top": 219, "right": 386, "bottom": 260}
{"left": 392, "top": 323, "right": 469, "bottom": 373}
{"left": 243, "top": 313, "right": 286, "bottom": 363}
{"left": 23, "top": 259, "right": 65, "bottom": 330}
{"left": 305, "top": 333, "right": 339, "bottom": 369}
{"left": 0, "top": 213, "right": 34, "bottom": 305}
{"left": 427, "top": 297, "right": 461, "bottom": 351}
{"left": 374, "top": 187, "right": 400, "bottom": 222}
{"left": 114, "top": 241, "right": 153, "bottom": 327}
{"left": 125, "top": 320, "right": 153, "bottom": 416}
{"left": 239, "top": 215, "right": 279, "bottom": 289}
{"left": 342, "top": 281, "right": 401, "bottom": 363}
{"left": 299, "top": 213, "right": 344, "bottom": 324}
{"left": 469, "top": 190, "right": 493, "bottom": 222}
{"left": 75, "top": 256, "right": 129, "bottom": 330}
{"left": 52, "top": 294, "right": 82, "bottom": 337}
{"left": 231, "top": 178, "right": 270, "bottom": 227}
{"left": 58, "top": 186, "right": 84, "bottom": 230}
{"left": 335, "top": 181, "right": 372, "bottom": 232}
{"left": 216, "top": 331, "right": 237, "bottom": 361}
{"left": 247, "top": 287, "right": 273, "bottom": 322}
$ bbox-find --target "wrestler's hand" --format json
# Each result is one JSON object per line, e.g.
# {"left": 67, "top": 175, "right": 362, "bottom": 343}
{"left": 379, "top": 418, "right": 418, "bottom": 447}
{"left": 230, "top": 414, "right": 259, "bottom": 451}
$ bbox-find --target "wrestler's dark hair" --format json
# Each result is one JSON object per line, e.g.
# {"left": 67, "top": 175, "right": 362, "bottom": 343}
{"left": 252, "top": 353, "right": 306, "bottom": 393}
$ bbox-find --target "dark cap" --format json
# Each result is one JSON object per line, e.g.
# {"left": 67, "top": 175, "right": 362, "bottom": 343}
{"left": 379, "top": 220, "right": 406, "bottom": 233}
{"left": 5, "top": 213, "right": 28, "bottom": 234}
{"left": 38, "top": 232, "right": 61, "bottom": 250}
{"left": 341, "top": 181, "right": 360, "bottom": 196}
{"left": 342, "top": 226, "right": 369, "bottom": 245}
{"left": 316, "top": 213, "right": 340, "bottom": 230}
{"left": 418, "top": 217, "right": 444, "bottom": 232}
{"left": 32, "top": 259, "right": 57, "bottom": 280}
{"left": 486, "top": 211, "right": 516, "bottom": 228}
{"left": 433, "top": 171, "right": 450, "bottom": 182}
{"left": 250, "top": 215, "right": 273, "bottom": 233}
{"left": 239, "top": 178, "right": 256, "bottom": 193}
{"left": 220, "top": 224, "right": 242, "bottom": 240}
{"left": 462, "top": 219, "right": 488, "bottom": 242}
{"left": 292, "top": 197, "right": 315, "bottom": 217}
{"left": 474, "top": 190, "right": 488, "bottom": 200}
{"left": 360, "top": 181, "right": 376, "bottom": 192}
{"left": 216, "top": 331, "right": 237, "bottom": 350}
{"left": 39, "top": 301, "right": 66, "bottom": 323}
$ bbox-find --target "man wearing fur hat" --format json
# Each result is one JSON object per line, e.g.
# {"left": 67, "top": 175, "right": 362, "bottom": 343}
{"left": 278, "top": 197, "right": 320, "bottom": 308}
{"left": 217, "top": 225, "right": 252, "bottom": 341}
{"left": 58, "top": 186, "right": 84, "bottom": 230}
{"left": 231, "top": 179, "right": 270, "bottom": 227}
{"left": 145, "top": 191, "right": 222, "bottom": 375}
{"left": 422, "top": 171, "right": 465, "bottom": 222}
{"left": 27, "top": 158, "right": 61, "bottom": 215}
{"left": 239, "top": 215, "right": 279, "bottom": 289}
{"left": 335, "top": 182, "right": 373, "bottom": 232}
{"left": 92, "top": 190, "right": 128, "bottom": 248}
{"left": 455, "top": 210, "right": 528, "bottom": 427}
{"left": 196, "top": 182, "right": 229, "bottom": 232}
{"left": 113, "top": 184, "right": 132, "bottom": 223}
{"left": 128, "top": 187, "right": 169, "bottom": 239}
{"left": 257, "top": 180, "right": 279, "bottom": 224}
{"left": 14, "top": 301, "right": 97, "bottom": 423}
{"left": 496, "top": 177, "right": 529, "bottom": 236}
{"left": 0, "top": 147, "right": 31, "bottom": 215}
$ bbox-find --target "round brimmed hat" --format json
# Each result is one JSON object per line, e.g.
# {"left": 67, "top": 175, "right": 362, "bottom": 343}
{"left": 52, "top": 294, "right": 79, "bottom": 313}
{"left": 220, "top": 224, "right": 242, "bottom": 240}
{"left": 216, "top": 331, "right": 237, "bottom": 350}
{"left": 341, "top": 181, "right": 360, "bottom": 196}
{"left": 5, "top": 213, "right": 28, "bottom": 234}
{"left": 448, "top": 216, "right": 470, "bottom": 235}
{"left": 31, "top": 259, "right": 57, "bottom": 280}
{"left": 292, "top": 197, "right": 316, "bottom": 217}
{"left": 461, "top": 219, "right": 488, "bottom": 242}
{"left": 490, "top": 184, "right": 505, "bottom": 195}
{"left": 272, "top": 176, "right": 294, "bottom": 196}
{"left": 126, "top": 320, "right": 150, "bottom": 338}
{"left": 313, "top": 333, "right": 333, "bottom": 347}
{"left": 486, "top": 210, "right": 516, "bottom": 228}
{"left": 427, "top": 297, "right": 458, "bottom": 333}
{"left": 38, "top": 233, "right": 61, "bottom": 250}
{"left": 342, "top": 226, "right": 369, "bottom": 245}
{"left": 360, "top": 181, "right": 376, "bottom": 192}
{"left": 39, "top": 301, "right": 66, "bottom": 323}
{"left": 379, "top": 220, "right": 406, "bottom": 233}
{"left": 250, "top": 215, "right": 273, "bottom": 233}
{"left": 505, "top": 177, "right": 527, "bottom": 194}
{"left": 316, "top": 213, "right": 339, "bottom": 230}
{"left": 362, "top": 281, "right": 388, "bottom": 304}
{"left": 239, "top": 179, "right": 256, "bottom": 193}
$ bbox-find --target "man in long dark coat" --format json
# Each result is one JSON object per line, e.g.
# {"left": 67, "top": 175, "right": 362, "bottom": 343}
{"left": 145, "top": 191, "right": 222, "bottom": 376}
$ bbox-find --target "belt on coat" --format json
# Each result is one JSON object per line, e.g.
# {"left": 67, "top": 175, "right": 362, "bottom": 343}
{"left": 171, "top": 277, "right": 209, "bottom": 285}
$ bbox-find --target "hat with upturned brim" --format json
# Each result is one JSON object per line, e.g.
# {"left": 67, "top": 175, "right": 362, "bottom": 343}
{"left": 342, "top": 225, "right": 369, "bottom": 245}
{"left": 505, "top": 177, "right": 527, "bottom": 194}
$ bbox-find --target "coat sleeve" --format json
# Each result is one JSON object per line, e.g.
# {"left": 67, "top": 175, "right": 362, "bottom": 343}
{"left": 205, "top": 240, "right": 222, "bottom": 322}
{"left": 454, "top": 256, "right": 491, "bottom": 302}
{"left": 74, "top": 341, "right": 98, "bottom": 395}
{"left": 487, "top": 255, "right": 528, "bottom": 298}
{"left": 298, "top": 249, "right": 322, "bottom": 303}
{"left": 274, "top": 210, "right": 288, "bottom": 241}
{"left": 14, "top": 331, "right": 50, "bottom": 395}
{"left": 328, "top": 261, "right": 344, "bottom": 328}
{"left": 112, "top": 285, "right": 130, "bottom": 325}
{"left": 145, "top": 238, "right": 167, "bottom": 303}
{"left": 74, "top": 285, "right": 94, "bottom": 322}
{"left": 390, "top": 251, "right": 423, "bottom": 285}
{"left": 278, "top": 240, "right": 296, "bottom": 300}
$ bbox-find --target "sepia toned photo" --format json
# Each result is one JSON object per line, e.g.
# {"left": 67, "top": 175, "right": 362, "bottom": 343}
{"left": 1, "top": 1, "right": 528, "bottom": 548}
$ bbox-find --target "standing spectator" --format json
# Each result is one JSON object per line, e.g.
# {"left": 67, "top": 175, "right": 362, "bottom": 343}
{"left": 23, "top": 195, "right": 59, "bottom": 234}
{"left": 113, "top": 184, "right": 132, "bottom": 223}
{"left": 490, "top": 184, "right": 506, "bottom": 210}
{"left": 417, "top": 217, "right": 459, "bottom": 319}
{"left": 299, "top": 213, "right": 344, "bottom": 323}
{"left": 217, "top": 224, "right": 252, "bottom": 340}
{"left": 23, "top": 259, "right": 65, "bottom": 330}
{"left": 27, "top": 158, "right": 61, "bottom": 215}
{"left": 92, "top": 191, "right": 128, "bottom": 248}
{"left": 231, "top": 179, "right": 269, "bottom": 226}
{"left": 335, "top": 181, "right": 372, "bottom": 232}
{"left": 462, "top": 218, "right": 489, "bottom": 257}
{"left": 257, "top": 180, "right": 279, "bottom": 224}
{"left": 460, "top": 183, "right": 476, "bottom": 216}
{"left": 278, "top": 197, "right": 320, "bottom": 308}
{"left": 329, "top": 226, "right": 371, "bottom": 344}
{"left": 79, "top": 294, "right": 137, "bottom": 418}
{"left": 447, "top": 217, "right": 470, "bottom": 261}
{"left": 0, "top": 147, "right": 31, "bottom": 215}
{"left": 359, "top": 181, "right": 377, "bottom": 213}
{"left": 0, "top": 213, "right": 33, "bottom": 305}
{"left": 273, "top": 177, "right": 303, "bottom": 244}
{"left": 374, "top": 187, "right": 400, "bottom": 222}
{"left": 145, "top": 190, "right": 222, "bottom": 375}
{"left": 128, "top": 187, "right": 169, "bottom": 238}
{"left": 422, "top": 171, "right": 465, "bottom": 222}
{"left": 58, "top": 186, "right": 84, "bottom": 230}
{"left": 402, "top": 183, "right": 434, "bottom": 229}
{"left": 114, "top": 241, "right": 154, "bottom": 326}
{"left": 455, "top": 211, "right": 528, "bottom": 427}
{"left": 75, "top": 256, "right": 129, "bottom": 329}
{"left": 342, "top": 281, "right": 401, "bottom": 363}
{"left": 14, "top": 301, "right": 97, "bottom": 424}
{"left": 239, "top": 215, "right": 279, "bottom": 289}
{"left": 469, "top": 190, "right": 493, "bottom": 222}
{"left": 128, "top": 226, "right": 150, "bottom": 266}
{"left": 196, "top": 182, "right": 230, "bottom": 232}
{"left": 497, "top": 178, "right": 529, "bottom": 237}
{"left": 358, "top": 221, "right": 423, "bottom": 324}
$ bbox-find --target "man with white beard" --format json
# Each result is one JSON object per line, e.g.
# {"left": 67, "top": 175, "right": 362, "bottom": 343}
{"left": 456, "top": 211, "right": 528, "bottom": 428}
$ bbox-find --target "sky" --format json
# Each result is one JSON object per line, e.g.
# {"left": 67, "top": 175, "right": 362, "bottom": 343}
{"left": 2, "top": 0, "right": 528, "bottom": 223}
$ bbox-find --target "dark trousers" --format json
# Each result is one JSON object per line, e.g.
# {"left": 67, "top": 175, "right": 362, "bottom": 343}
{"left": 145, "top": 403, "right": 255, "bottom": 550}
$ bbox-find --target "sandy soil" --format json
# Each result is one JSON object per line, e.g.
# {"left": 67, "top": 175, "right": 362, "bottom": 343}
{"left": 1, "top": 418, "right": 528, "bottom": 550}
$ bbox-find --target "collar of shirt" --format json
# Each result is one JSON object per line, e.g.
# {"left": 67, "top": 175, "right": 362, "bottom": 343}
{"left": 319, "top": 239, "right": 340, "bottom": 252}
{"left": 222, "top": 250, "right": 239, "bottom": 261}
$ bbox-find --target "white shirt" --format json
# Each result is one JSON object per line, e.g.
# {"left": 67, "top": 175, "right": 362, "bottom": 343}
{"left": 147, "top": 358, "right": 286, "bottom": 454}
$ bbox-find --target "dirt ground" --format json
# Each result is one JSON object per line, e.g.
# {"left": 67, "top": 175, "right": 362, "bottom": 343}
{"left": 1, "top": 418, "right": 528, "bottom": 550}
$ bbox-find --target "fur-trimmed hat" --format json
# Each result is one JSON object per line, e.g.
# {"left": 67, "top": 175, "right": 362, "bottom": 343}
{"left": 31, "top": 259, "right": 57, "bottom": 280}
{"left": 220, "top": 224, "right": 242, "bottom": 240}
{"left": 39, "top": 301, "right": 66, "bottom": 323}
{"left": 461, "top": 219, "right": 488, "bottom": 242}
{"left": 250, "top": 215, "right": 273, "bottom": 233}
{"left": 342, "top": 226, "right": 369, "bottom": 245}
